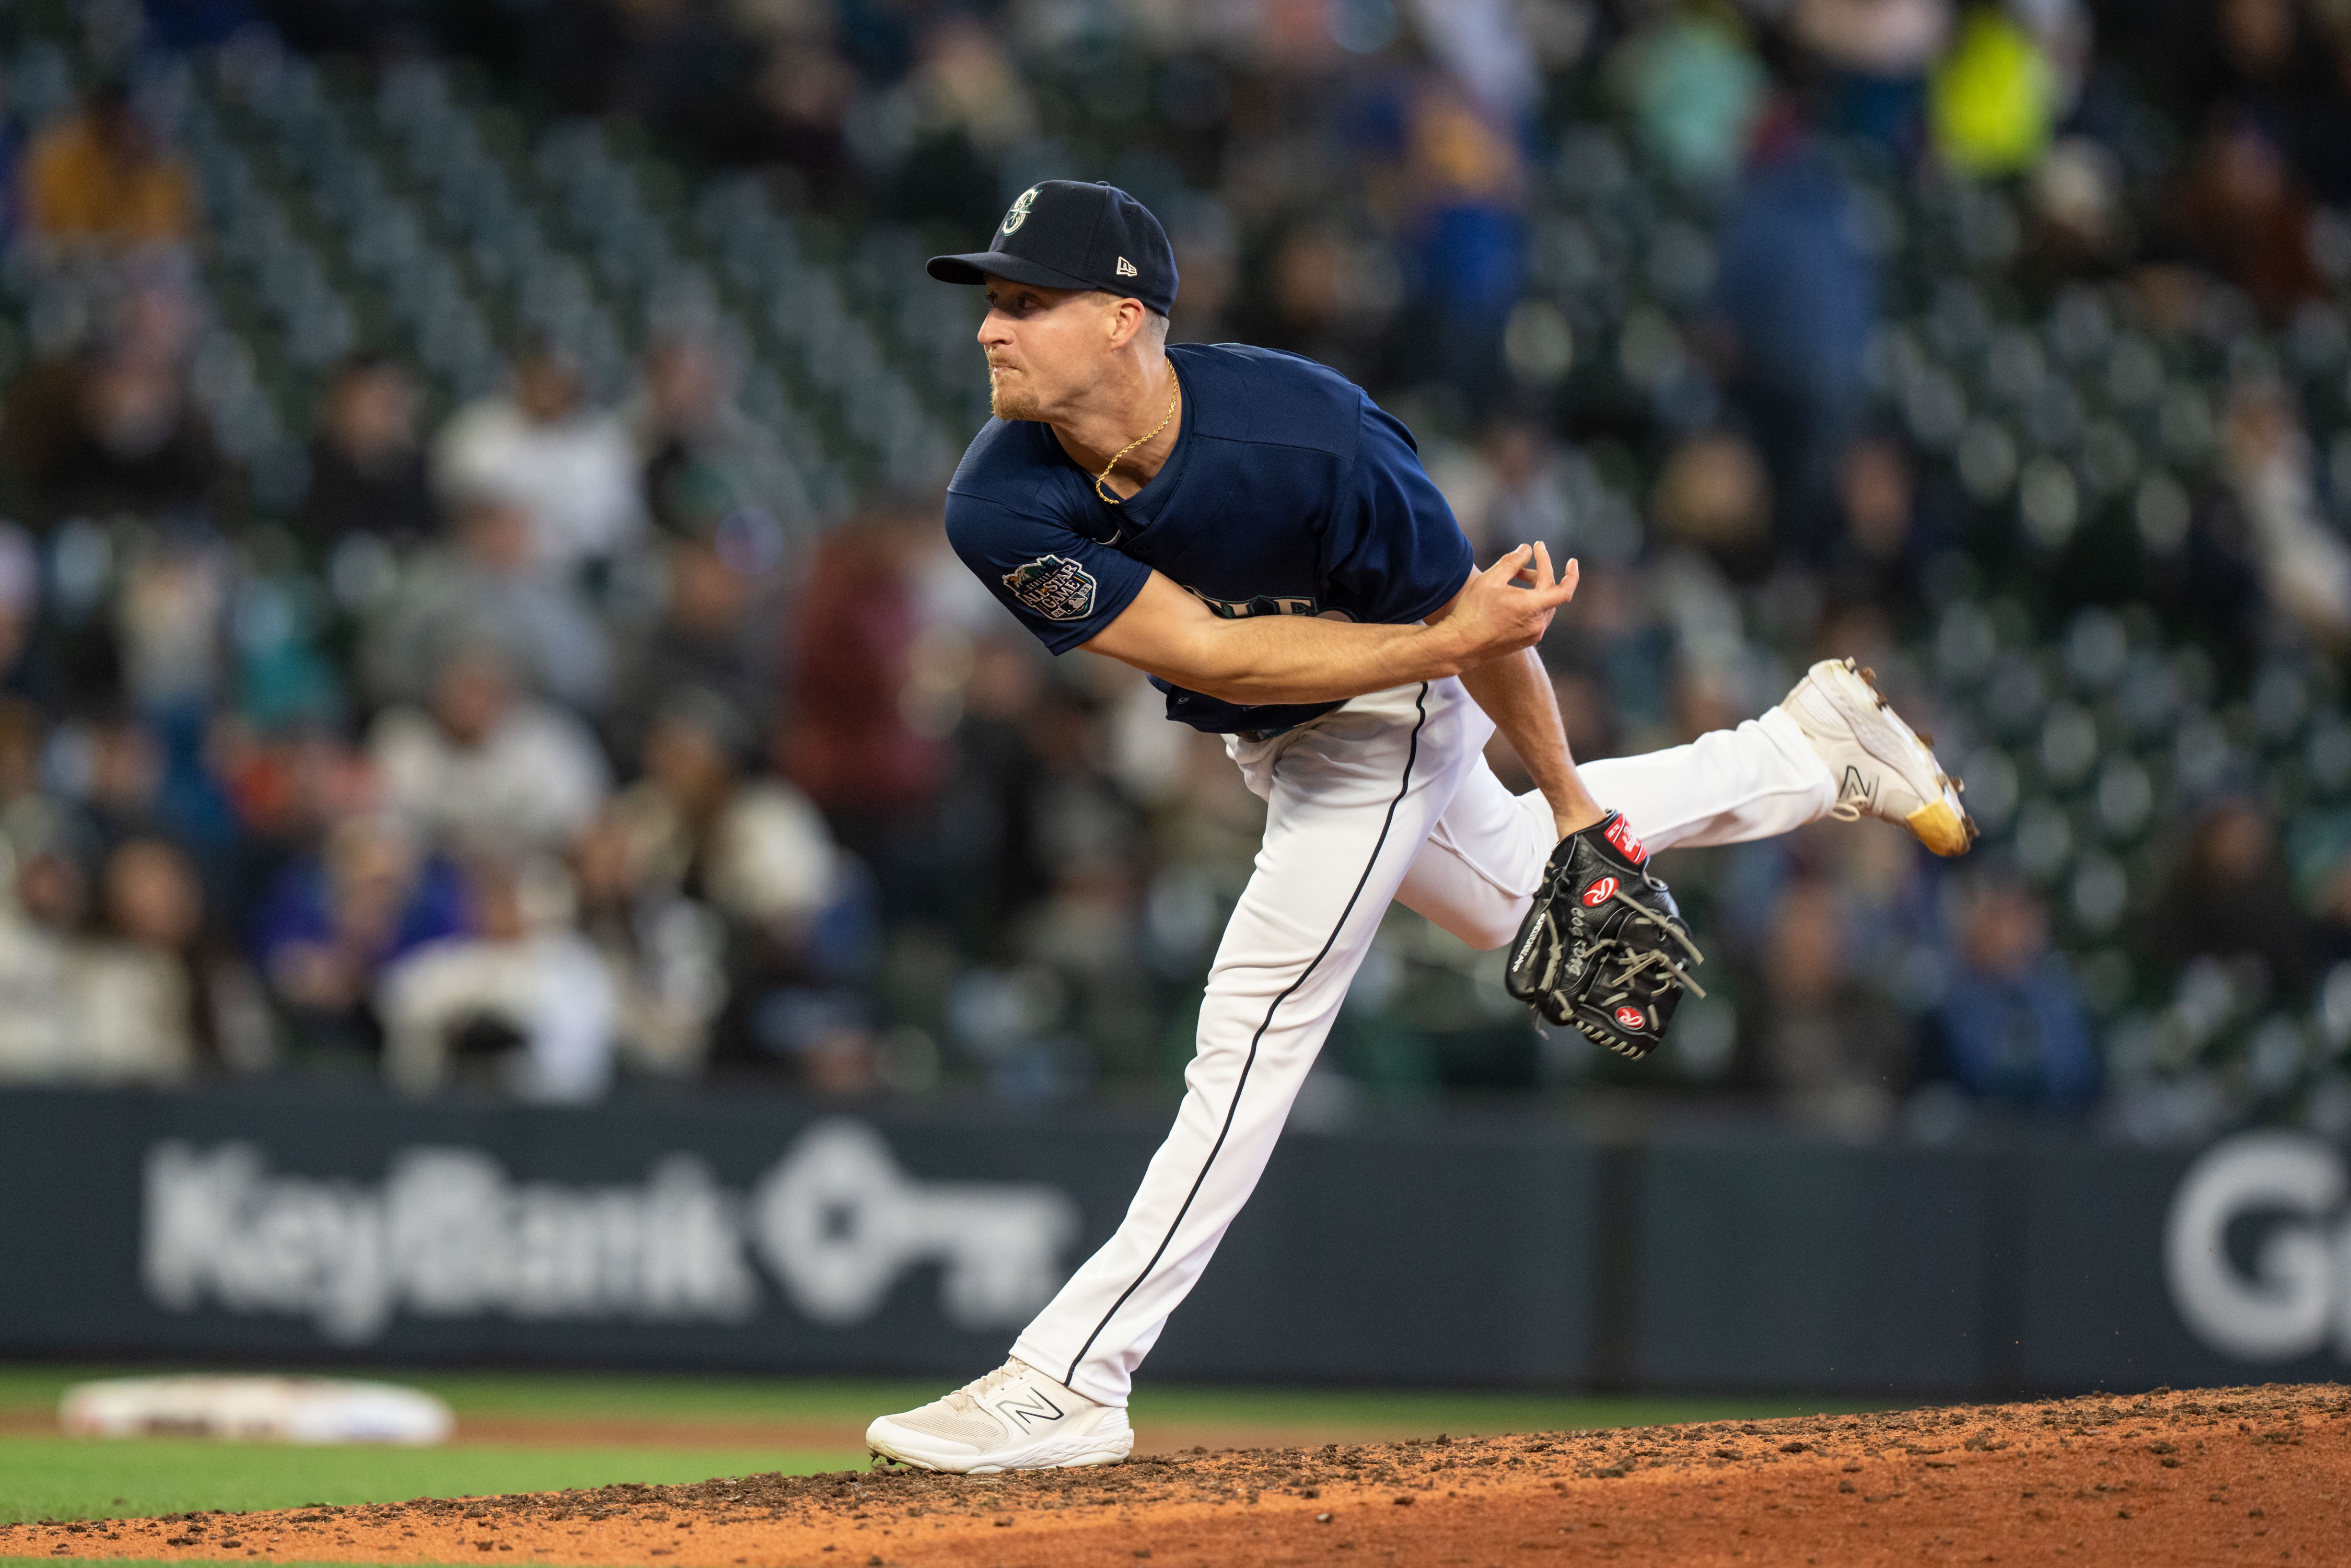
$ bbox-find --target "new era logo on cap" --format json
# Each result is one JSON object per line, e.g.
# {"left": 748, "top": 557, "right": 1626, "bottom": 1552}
{"left": 925, "top": 181, "right": 1179, "bottom": 317}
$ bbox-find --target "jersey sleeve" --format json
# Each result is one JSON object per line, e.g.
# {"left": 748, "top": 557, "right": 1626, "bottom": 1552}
{"left": 945, "top": 492, "right": 1155, "bottom": 655}
{"left": 1324, "top": 401, "right": 1476, "bottom": 625}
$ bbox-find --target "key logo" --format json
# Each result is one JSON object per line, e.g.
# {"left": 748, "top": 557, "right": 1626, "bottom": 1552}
{"left": 1581, "top": 876, "right": 1619, "bottom": 907}
{"left": 1003, "top": 555, "right": 1098, "bottom": 621}
{"left": 1614, "top": 1006, "right": 1646, "bottom": 1031}
{"left": 999, "top": 186, "right": 1040, "bottom": 236}
{"left": 1603, "top": 816, "right": 1647, "bottom": 864}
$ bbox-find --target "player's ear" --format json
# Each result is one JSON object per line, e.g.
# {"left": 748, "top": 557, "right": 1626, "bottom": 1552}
{"left": 1105, "top": 295, "right": 1145, "bottom": 350}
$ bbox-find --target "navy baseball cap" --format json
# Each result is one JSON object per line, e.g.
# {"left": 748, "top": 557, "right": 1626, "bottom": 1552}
{"left": 927, "top": 180, "right": 1179, "bottom": 317}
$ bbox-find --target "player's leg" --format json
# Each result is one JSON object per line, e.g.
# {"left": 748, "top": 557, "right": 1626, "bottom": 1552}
{"left": 1395, "top": 659, "right": 1968, "bottom": 948}
{"left": 1573, "top": 706, "right": 1841, "bottom": 848}
{"left": 1586, "top": 657, "right": 1971, "bottom": 856}
{"left": 1393, "top": 702, "right": 1833, "bottom": 948}
{"left": 1389, "top": 724, "right": 1549, "bottom": 950}
{"left": 867, "top": 680, "right": 1489, "bottom": 1470}
{"left": 1009, "top": 680, "right": 1487, "bottom": 1399}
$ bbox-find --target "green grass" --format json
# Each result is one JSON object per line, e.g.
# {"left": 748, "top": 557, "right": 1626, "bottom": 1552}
{"left": 0, "top": 1436, "right": 867, "bottom": 1525}
{"left": 0, "top": 1366, "right": 932, "bottom": 1427}
{"left": 0, "top": 1364, "right": 1887, "bottom": 1526}
{"left": 0, "top": 1364, "right": 1879, "bottom": 1435}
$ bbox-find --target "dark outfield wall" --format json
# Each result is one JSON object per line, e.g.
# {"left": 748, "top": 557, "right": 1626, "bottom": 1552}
{"left": 0, "top": 1087, "right": 2344, "bottom": 1395}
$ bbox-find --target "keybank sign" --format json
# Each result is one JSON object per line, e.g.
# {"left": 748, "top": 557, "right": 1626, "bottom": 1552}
{"left": 141, "top": 1119, "right": 1080, "bottom": 1345}
{"left": 2166, "top": 1131, "right": 2351, "bottom": 1363}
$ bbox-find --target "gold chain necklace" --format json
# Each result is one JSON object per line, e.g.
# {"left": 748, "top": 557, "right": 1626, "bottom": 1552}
{"left": 1092, "top": 376, "right": 1181, "bottom": 505}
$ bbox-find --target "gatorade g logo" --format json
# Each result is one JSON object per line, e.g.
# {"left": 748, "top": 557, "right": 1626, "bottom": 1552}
{"left": 1581, "top": 876, "right": 1619, "bottom": 907}
{"left": 2164, "top": 1132, "right": 2351, "bottom": 1363}
{"left": 1613, "top": 1006, "right": 1646, "bottom": 1031}
{"left": 1000, "top": 186, "right": 1040, "bottom": 236}
{"left": 1604, "top": 817, "right": 1647, "bottom": 864}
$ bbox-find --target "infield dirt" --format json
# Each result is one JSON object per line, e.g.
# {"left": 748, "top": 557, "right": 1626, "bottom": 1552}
{"left": 5, "top": 1383, "right": 2343, "bottom": 1567}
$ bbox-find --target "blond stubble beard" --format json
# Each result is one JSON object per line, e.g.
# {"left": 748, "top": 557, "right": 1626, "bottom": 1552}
{"left": 988, "top": 370, "right": 1043, "bottom": 422}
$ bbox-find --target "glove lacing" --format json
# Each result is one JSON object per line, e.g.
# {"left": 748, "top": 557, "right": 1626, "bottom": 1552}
{"left": 1573, "top": 885, "right": 1709, "bottom": 1016}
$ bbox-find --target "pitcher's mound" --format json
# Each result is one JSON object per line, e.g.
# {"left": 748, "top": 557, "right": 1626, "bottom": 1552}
{"left": 9, "top": 1383, "right": 2344, "bottom": 1566}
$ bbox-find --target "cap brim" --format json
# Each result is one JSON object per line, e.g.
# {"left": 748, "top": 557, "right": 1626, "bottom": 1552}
{"left": 926, "top": 251, "right": 1103, "bottom": 292}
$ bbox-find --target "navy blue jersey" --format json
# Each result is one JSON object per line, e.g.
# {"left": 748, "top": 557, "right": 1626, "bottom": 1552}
{"left": 944, "top": 343, "right": 1475, "bottom": 734}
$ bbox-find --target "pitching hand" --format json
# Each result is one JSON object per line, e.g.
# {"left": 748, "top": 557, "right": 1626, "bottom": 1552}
{"left": 1434, "top": 543, "right": 1580, "bottom": 666}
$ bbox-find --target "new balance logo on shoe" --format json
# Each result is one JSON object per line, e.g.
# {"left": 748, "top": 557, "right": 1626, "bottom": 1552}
{"left": 1116, "top": 256, "right": 1138, "bottom": 276}
{"left": 994, "top": 1389, "right": 1066, "bottom": 1431}
{"left": 1840, "top": 765, "right": 1877, "bottom": 811}
{"left": 867, "top": 1357, "right": 1130, "bottom": 1472}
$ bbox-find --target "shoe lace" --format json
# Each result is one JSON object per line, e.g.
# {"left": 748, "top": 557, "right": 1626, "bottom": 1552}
{"left": 941, "top": 1361, "right": 1028, "bottom": 1416}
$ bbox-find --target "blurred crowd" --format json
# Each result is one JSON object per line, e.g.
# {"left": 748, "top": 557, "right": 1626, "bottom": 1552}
{"left": 0, "top": 0, "right": 2347, "bottom": 1144}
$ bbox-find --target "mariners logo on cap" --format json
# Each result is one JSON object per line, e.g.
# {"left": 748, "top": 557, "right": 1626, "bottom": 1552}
{"left": 1000, "top": 186, "right": 1041, "bottom": 236}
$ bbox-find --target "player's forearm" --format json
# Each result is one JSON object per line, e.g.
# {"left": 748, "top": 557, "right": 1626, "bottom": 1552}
{"left": 1157, "top": 613, "right": 1475, "bottom": 706}
{"left": 1458, "top": 649, "right": 1603, "bottom": 834}
{"left": 1084, "top": 553, "right": 1570, "bottom": 706}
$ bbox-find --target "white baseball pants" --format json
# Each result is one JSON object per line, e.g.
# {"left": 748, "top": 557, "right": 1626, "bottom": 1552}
{"left": 1008, "top": 676, "right": 1838, "bottom": 1406}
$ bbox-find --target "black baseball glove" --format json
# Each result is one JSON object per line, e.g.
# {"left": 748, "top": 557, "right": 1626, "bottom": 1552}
{"left": 1504, "top": 810, "right": 1705, "bottom": 1060}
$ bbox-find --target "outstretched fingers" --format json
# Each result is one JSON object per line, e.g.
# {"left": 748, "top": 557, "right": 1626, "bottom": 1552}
{"left": 1525, "top": 542, "right": 1579, "bottom": 608}
{"left": 1453, "top": 544, "right": 1584, "bottom": 657}
{"left": 1530, "top": 542, "right": 1557, "bottom": 596}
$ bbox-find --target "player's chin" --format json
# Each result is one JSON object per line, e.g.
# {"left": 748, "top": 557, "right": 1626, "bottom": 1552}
{"left": 989, "top": 380, "right": 1044, "bottom": 422}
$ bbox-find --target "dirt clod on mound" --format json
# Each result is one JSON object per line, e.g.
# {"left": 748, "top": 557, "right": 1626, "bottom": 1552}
{"left": 7, "top": 1383, "right": 2347, "bottom": 1566}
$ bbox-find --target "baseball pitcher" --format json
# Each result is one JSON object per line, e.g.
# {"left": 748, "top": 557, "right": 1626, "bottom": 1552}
{"left": 865, "top": 181, "right": 1972, "bottom": 1472}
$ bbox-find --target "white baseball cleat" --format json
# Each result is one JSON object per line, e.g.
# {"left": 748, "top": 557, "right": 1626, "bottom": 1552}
{"left": 1781, "top": 657, "right": 1977, "bottom": 858}
{"left": 866, "top": 1358, "right": 1134, "bottom": 1474}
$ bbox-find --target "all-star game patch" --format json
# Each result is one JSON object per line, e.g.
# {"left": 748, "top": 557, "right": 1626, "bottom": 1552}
{"left": 1003, "top": 554, "right": 1099, "bottom": 620}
